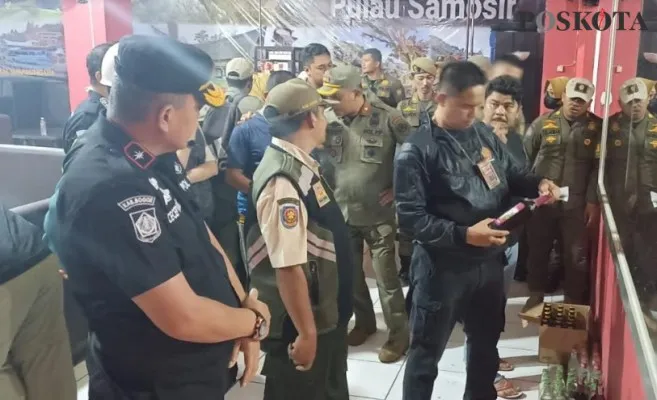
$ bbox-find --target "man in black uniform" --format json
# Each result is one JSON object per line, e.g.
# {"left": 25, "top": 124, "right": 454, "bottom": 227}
{"left": 394, "top": 62, "right": 559, "bottom": 400}
{"left": 44, "top": 35, "right": 270, "bottom": 399}
{"left": 61, "top": 42, "right": 114, "bottom": 153}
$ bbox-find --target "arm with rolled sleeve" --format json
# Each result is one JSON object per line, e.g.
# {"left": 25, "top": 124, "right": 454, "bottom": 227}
{"left": 256, "top": 177, "right": 316, "bottom": 336}
{"left": 394, "top": 142, "right": 468, "bottom": 247}
{"left": 66, "top": 181, "right": 257, "bottom": 343}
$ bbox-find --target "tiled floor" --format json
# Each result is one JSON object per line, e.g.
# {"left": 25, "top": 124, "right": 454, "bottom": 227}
{"left": 76, "top": 280, "right": 558, "bottom": 400}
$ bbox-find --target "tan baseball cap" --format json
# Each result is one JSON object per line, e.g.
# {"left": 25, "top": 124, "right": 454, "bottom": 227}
{"left": 619, "top": 78, "right": 648, "bottom": 104}
{"left": 316, "top": 64, "right": 362, "bottom": 97}
{"left": 411, "top": 57, "right": 437, "bottom": 76}
{"left": 226, "top": 57, "right": 254, "bottom": 80}
{"left": 565, "top": 78, "right": 595, "bottom": 102}
{"left": 100, "top": 43, "right": 119, "bottom": 87}
{"left": 263, "top": 78, "right": 332, "bottom": 122}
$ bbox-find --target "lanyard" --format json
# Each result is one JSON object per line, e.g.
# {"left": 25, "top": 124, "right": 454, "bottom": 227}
{"left": 439, "top": 124, "right": 487, "bottom": 166}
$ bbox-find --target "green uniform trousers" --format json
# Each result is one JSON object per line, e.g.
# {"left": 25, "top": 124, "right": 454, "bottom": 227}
{"left": 351, "top": 221, "right": 408, "bottom": 341}
{"left": 261, "top": 325, "right": 349, "bottom": 400}
{"left": 0, "top": 254, "right": 77, "bottom": 400}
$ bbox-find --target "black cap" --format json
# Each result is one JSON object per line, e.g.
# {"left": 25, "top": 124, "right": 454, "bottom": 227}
{"left": 115, "top": 35, "right": 224, "bottom": 107}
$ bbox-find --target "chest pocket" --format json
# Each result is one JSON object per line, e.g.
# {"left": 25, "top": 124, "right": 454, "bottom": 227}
{"left": 360, "top": 136, "right": 384, "bottom": 164}
{"left": 540, "top": 129, "right": 562, "bottom": 154}
{"left": 576, "top": 127, "right": 598, "bottom": 159}
{"left": 377, "top": 86, "right": 391, "bottom": 99}
{"left": 608, "top": 133, "right": 627, "bottom": 160}
{"left": 402, "top": 107, "right": 420, "bottom": 127}
{"left": 326, "top": 124, "right": 344, "bottom": 163}
{"left": 643, "top": 135, "right": 657, "bottom": 162}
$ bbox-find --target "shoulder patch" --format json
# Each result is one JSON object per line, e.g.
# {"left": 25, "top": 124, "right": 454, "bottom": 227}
{"left": 129, "top": 207, "right": 161, "bottom": 243}
{"left": 117, "top": 195, "right": 156, "bottom": 211}
{"left": 391, "top": 115, "right": 412, "bottom": 135}
{"left": 279, "top": 203, "right": 299, "bottom": 229}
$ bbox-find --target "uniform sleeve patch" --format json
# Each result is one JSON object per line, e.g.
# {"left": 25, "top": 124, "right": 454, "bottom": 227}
{"left": 280, "top": 204, "right": 299, "bottom": 229}
{"left": 117, "top": 195, "right": 156, "bottom": 211}
{"left": 129, "top": 208, "right": 162, "bottom": 243}
{"left": 391, "top": 115, "right": 411, "bottom": 136}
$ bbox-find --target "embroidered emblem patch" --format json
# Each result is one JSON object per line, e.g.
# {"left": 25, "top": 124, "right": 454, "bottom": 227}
{"left": 124, "top": 141, "right": 155, "bottom": 170}
{"left": 481, "top": 146, "right": 493, "bottom": 161}
{"left": 584, "top": 138, "right": 592, "bottom": 146}
{"left": 117, "top": 195, "right": 156, "bottom": 211}
{"left": 280, "top": 204, "right": 299, "bottom": 229}
{"left": 129, "top": 208, "right": 161, "bottom": 243}
{"left": 614, "top": 139, "right": 622, "bottom": 147}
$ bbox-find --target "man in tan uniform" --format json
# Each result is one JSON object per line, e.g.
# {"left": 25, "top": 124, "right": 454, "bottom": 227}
{"left": 395, "top": 57, "right": 437, "bottom": 289}
{"left": 606, "top": 78, "right": 657, "bottom": 318}
{"left": 317, "top": 65, "right": 411, "bottom": 363}
{"left": 246, "top": 79, "right": 351, "bottom": 399}
{"left": 361, "top": 48, "right": 405, "bottom": 108}
{"left": 523, "top": 78, "right": 601, "bottom": 308}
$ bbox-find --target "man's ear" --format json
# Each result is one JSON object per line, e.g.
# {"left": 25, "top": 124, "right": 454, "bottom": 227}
{"left": 95, "top": 70, "right": 102, "bottom": 84}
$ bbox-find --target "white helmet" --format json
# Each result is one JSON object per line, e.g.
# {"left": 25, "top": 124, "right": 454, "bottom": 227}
{"left": 99, "top": 43, "right": 119, "bottom": 87}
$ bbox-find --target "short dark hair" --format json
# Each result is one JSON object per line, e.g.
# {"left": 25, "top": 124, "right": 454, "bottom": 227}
{"left": 363, "top": 48, "right": 382, "bottom": 63}
{"left": 301, "top": 43, "right": 331, "bottom": 67}
{"left": 493, "top": 54, "right": 524, "bottom": 69}
{"left": 269, "top": 108, "right": 321, "bottom": 138}
{"left": 108, "top": 77, "right": 186, "bottom": 123}
{"left": 226, "top": 77, "right": 251, "bottom": 90}
{"left": 436, "top": 61, "right": 487, "bottom": 96}
{"left": 86, "top": 42, "right": 114, "bottom": 84}
{"left": 266, "top": 71, "right": 295, "bottom": 93}
{"left": 486, "top": 75, "right": 524, "bottom": 104}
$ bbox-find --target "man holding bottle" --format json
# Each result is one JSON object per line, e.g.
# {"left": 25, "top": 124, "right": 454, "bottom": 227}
{"left": 395, "top": 61, "right": 559, "bottom": 400}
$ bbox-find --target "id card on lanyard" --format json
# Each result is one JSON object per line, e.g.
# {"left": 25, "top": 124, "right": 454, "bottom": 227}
{"left": 442, "top": 125, "right": 501, "bottom": 190}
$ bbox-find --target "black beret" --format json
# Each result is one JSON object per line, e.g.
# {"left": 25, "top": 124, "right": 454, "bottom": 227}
{"left": 115, "top": 35, "right": 224, "bottom": 107}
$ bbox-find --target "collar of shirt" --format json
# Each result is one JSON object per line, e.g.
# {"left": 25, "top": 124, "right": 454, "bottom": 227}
{"left": 271, "top": 137, "right": 320, "bottom": 175}
{"left": 99, "top": 117, "right": 180, "bottom": 173}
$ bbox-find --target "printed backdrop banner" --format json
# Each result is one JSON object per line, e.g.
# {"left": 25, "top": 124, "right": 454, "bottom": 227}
{"left": 132, "top": 0, "right": 519, "bottom": 86}
{"left": 0, "top": 0, "right": 66, "bottom": 79}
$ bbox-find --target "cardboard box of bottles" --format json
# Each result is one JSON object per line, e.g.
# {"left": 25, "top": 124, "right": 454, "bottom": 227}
{"left": 519, "top": 302, "right": 590, "bottom": 364}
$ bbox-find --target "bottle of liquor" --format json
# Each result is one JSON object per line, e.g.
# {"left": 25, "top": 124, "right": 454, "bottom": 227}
{"left": 541, "top": 304, "right": 554, "bottom": 326}
{"left": 588, "top": 370, "right": 604, "bottom": 399}
{"left": 489, "top": 194, "right": 553, "bottom": 231}
{"left": 555, "top": 305, "right": 565, "bottom": 327}
{"left": 553, "top": 376, "right": 567, "bottom": 400}
{"left": 540, "top": 368, "right": 554, "bottom": 400}
{"left": 566, "top": 307, "right": 577, "bottom": 328}
{"left": 566, "top": 350, "right": 579, "bottom": 393}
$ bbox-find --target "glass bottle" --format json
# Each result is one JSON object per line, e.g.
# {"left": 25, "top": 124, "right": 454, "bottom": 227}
{"left": 554, "top": 365, "right": 566, "bottom": 400}
{"left": 540, "top": 368, "right": 554, "bottom": 400}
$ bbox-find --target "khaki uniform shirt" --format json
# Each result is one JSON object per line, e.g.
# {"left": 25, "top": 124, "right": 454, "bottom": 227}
{"left": 397, "top": 93, "right": 437, "bottom": 129}
{"left": 361, "top": 73, "right": 405, "bottom": 108}
{"left": 606, "top": 112, "right": 657, "bottom": 215}
{"left": 321, "top": 98, "right": 412, "bottom": 226}
{"left": 255, "top": 137, "right": 319, "bottom": 269}
{"left": 524, "top": 109, "right": 602, "bottom": 209}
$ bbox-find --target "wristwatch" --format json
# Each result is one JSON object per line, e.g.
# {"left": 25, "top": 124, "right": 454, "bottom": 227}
{"left": 249, "top": 309, "right": 267, "bottom": 341}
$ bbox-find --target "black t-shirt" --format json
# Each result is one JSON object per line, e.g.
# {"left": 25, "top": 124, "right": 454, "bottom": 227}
{"left": 505, "top": 131, "right": 528, "bottom": 171}
{"left": 44, "top": 117, "right": 239, "bottom": 396}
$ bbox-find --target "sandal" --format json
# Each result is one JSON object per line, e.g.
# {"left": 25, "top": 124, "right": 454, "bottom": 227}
{"left": 495, "top": 378, "right": 523, "bottom": 399}
{"left": 498, "top": 358, "right": 515, "bottom": 372}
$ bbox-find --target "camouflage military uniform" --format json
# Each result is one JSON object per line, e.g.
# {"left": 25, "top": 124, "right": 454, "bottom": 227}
{"left": 524, "top": 106, "right": 601, "bottom": 305}
{"left": 362, "top": 74, "right": 405, "bottom": 108}
{"left": 318, "top": 65, "right": 412, "bottom": 363}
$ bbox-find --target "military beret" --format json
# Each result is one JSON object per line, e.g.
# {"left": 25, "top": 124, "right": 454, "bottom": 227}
{"left": 115, "top": 35, "right": 224, "bottom": 107}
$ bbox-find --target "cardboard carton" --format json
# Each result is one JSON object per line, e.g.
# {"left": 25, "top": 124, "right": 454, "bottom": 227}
{"left": 519, "top": 303, "right": 590, "bottom": 364}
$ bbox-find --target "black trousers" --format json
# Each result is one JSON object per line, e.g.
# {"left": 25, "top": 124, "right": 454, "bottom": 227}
{"left": 403, "top": 246, "right": 505, "bottom": 400}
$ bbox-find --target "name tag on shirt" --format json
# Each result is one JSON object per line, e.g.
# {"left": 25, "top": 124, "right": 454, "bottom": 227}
{"left": 476, "top": 160, "right": 501, "bottom": 190}
{"left": 313, "top": 181, "right": 330, "bottom": 207}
